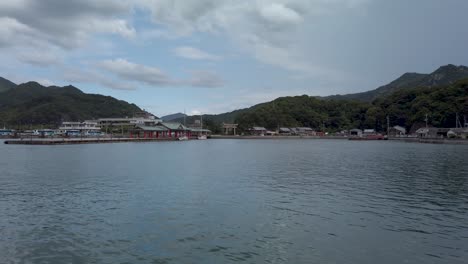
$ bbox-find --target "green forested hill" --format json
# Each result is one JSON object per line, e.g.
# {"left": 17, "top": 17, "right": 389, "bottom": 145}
{"left": 174, "top": 65, "right": 468, "bottom": 133}
{"left": 234, "top": 79, "right": 468, "bottom": 132}
{"left": 0, "top": 77, "right": 17, "bottom": 93}
{"left": 325, "top": 64, "right": 468, "bottom": 102}
{"left": 0, "top": 80, "right": 142, "bottom": 127}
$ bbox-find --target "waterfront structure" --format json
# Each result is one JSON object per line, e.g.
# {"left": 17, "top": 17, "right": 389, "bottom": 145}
{"left": 222, "top": 123, "right": 238, "bottom": 135}
{"left": 415, "top": 127, "right": 450, "bottom": 138}
{"left": 189, "top": 128, "right": 211, "bottom": 138}
{"left": 389, "top": 125, "right": 406, "bottom": 136}
{"left": 158, "top": 122, "right": 190, "bottom": 138}
{"left": 294, "top": 127, "right": 315, "bottom": 136}
{"left": 278, "top": 127, "right": 292, "bottom": 135}
{"left": 59, "top": 121, "right": 101, "bottom": 134}
{"left": 363, "top": 129, "right": 376, "bottom": 136}
{"left": 248, "top": 127, "right": 267, "bottom": 136}
{"left": 97, "top": 115, "right": 162, "bottom": 133}
{"left": 447, "top": 128, "right": 468, "bottom": 139}
{"left": 0, "top": 129, "right": 14, "bottom": 136}
{"left": 349, "top": 129, "right": 363, "bottom": 137}
{"left": 131, "top": 125, "right": 168, "bottom": 138}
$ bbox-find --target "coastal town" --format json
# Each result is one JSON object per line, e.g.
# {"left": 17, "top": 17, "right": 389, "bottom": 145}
{"left": 1, "top": 111, "right": 467, "bottom": 145}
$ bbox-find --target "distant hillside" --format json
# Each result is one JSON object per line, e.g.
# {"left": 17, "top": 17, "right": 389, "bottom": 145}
{"left": 0, "top": 79, "right": 142, "bottom": 127}
{"left": 161, "top": 112, "right": 186, "bottom": 121}
{"left": 234, "top": 79, "right": 468, "bottom": 132}
{"left": 0, "top": 77, "right": 17, "bottom": 93}
{"left": 326, "top": 64, "right": 468, "bottom": 102}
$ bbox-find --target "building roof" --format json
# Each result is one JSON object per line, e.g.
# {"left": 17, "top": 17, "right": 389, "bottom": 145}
{"left": 350, "top": 128, "right": 362, "bottom": 132}
{"left": 296, "top": 127, "right": 313, "bottom": 131}
{"left": 159, "top": 122, "right": 188, "bottom": 130}
{"left": 448, "top": 128, "right": 468, "bottom": 133}
{"left": 393, "top": 125, "right": 406, "bottom": 133}
{"left": 251, "top": 127, "right": 267, "bottom": 131}
{"left": 189, "top": 128, "right": 211, "bottom": 133}
{"left": 279, "top": 127, "right": 291, "bottom": 132}
{"left": 135, "top": 125, "right": 168, "bottom": 131}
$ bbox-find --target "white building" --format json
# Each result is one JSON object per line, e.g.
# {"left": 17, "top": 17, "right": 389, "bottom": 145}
{"left": 59, "top": 121, "right": 101, "bottom": 134}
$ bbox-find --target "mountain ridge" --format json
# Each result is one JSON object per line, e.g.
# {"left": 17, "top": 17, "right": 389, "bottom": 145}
{"left": 324, "top": 64, "right": 468, "bottom": 102}
{"left": 0, "top": 80, "right": 143, "bottom": 127}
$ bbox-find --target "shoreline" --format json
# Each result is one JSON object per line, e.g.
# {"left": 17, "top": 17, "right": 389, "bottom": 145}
{"left": 3, "top": 135, "right": 468, "bottom": 145}
{"left": 3, "top": 137, "right": 181, "bottom": 145}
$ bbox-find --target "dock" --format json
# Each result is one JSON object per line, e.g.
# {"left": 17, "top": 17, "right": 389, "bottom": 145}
{"left": 3, "top": 137, "right": 181, "bottom": 145}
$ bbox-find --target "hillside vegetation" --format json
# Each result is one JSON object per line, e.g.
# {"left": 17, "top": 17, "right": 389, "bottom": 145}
{"left": 234, "top": 79, "right": 468, "bottom": 132}
{"left": 0, "top": 81, "right": 142, "bottom": 127}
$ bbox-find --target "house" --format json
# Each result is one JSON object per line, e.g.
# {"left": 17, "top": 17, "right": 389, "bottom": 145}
{"left": 389, "top": 125, "right": 406, "bottom": 137}
{"left": 157, "top": 122, "right": 189, "bottom": 138}
{"left": 363, "top": 129, "right": 376, "bottom": 135}
{"left": 278, "top": 127, "right": 291, "bottom": 135}
{"left": 295, "top": 127, "right": 315, "bottom": 136}
{"left": 131, "top": 125, "right": 168, "bottom": 138}
{"left": 249, "top": 127, "right": 267, "bottom": 136}
{"left": 349, "top": 129, "right": 362, "bottom": 137}
{"left": 447, "top": 128, "right": 468, "bottom": 139}
{"left": 415, "top": 127, "right": 450, "bottom": 138}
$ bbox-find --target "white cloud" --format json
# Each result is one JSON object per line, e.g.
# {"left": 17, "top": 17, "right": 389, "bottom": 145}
{"left": 64, "top": 68, "right": 136, "bottom": 90}
{"left": 187, "top": 70, "right": 223, "bottom": 87}
{"left": 0, "top": 0, "right": 135, "bottom": 49}
{"left": 98, "top": 58, "right": 172, "bottom": 86}
{"left": 173, "top": 46, "right": 220, "bottom": 60}
{"left": 259, "top": 3, "right": 303, "bottom": 25}
{"left": 97, "top": 58, "right": 223, "bottom": 88}
{"left": 136, "top": 0, "right": 368, "bottom": 78}
{"left": 17, "top": 51, "right": 61, "bottom": 67}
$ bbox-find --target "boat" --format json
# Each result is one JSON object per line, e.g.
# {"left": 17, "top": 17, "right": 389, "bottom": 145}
{"left": 197, "top": 114, "right": 208, "bottom": 140}
{"left": 178, "top": 136, "right": 189, "bottom": 141}
{"left": 349, "top": 134, "right": 386, "bottom": 140}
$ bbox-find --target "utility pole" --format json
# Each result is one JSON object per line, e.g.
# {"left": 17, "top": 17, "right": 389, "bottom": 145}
{"left": 455, "top": 113, "right": 463, "bottom": 129}
{"left": 425, "top": 114, "right": 428, "bottom": 128}
{"left": 387, "top": 115, "right": 390, "bottom": 136}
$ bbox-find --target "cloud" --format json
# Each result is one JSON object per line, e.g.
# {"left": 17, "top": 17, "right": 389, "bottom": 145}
{"left": 17, "top": 51, "right": 61, "bottom": 67}
{"left": 97, "top": 58, "right": 223, "bottom": 88}
{"left": 187, "top": 70, "right": 223, "bottom": 87}
{"left": 64, "top": 68, "right": 136, "bottom": 90}
{"left": 173, "top": 46, "right": 220, "bottom": 60}
{"left": 0, "top": 0, "right": 135, "bottom": 49}
{"left": 136, "top": 0, "right": 368, "bottom": 78}
{"left": 259, "top": 3, "right": 303, "bottom": 25}
{"left": 97, "top": 58, "right": 172, "bottom": 86}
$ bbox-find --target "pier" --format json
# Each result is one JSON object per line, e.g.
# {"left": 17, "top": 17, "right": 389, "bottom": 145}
{"left": 4, "top": 137, "right": 181, "bottom": 145}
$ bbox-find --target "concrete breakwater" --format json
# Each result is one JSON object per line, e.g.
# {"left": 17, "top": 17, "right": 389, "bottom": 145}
{"left": 4, "top": 137, "right": 180, "bottom": 145}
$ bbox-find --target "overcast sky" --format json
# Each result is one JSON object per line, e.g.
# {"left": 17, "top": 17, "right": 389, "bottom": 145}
{"left": 1, "top": 0, "right": 467, "bottom": 116}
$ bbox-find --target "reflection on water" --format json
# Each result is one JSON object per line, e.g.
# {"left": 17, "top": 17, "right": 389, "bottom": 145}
{"left": 0, "top": 140, "right": 467, "bottom": 263}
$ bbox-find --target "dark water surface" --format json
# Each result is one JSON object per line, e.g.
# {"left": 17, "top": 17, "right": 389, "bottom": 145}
{"left": 1, "top": 139, "right": 467, "bottom": 263}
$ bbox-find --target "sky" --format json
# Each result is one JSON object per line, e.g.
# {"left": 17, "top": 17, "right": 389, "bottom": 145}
{"left": 0, "top": 0, "right": 467, "bottom": 117}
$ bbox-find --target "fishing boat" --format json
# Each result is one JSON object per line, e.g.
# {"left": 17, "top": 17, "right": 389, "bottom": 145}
{"left": 197, "top": 114, "right": 208, "bottom": 140}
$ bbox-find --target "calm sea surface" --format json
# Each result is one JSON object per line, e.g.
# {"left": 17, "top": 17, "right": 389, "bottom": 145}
{"left": 0, "top": 139, "right": 467, "bottom": 263}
